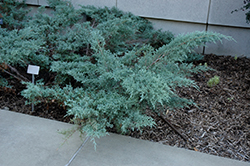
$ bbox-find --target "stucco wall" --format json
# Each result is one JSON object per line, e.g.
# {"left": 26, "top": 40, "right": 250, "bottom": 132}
{"left": 25, "top": 0, "right": 250, "bottom": 57}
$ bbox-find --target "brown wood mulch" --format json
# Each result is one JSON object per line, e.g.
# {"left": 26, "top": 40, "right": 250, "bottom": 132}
{"left": 0, "top": 54, "right": 249, "bottom": 162}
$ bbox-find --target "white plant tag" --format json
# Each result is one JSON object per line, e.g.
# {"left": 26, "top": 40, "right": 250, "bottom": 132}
{"left": 27, "top": 65, "right": 40, "bottom": 75}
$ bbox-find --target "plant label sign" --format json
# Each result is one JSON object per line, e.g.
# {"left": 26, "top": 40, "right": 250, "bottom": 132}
{"left": 0, "top": 18, "right": 3, "bottom": 25}
{"left": 27, "top": 65, "right": 40, "bottom": 75}
{"left": 27, "top": 65, "right": 40, "bottom": 112}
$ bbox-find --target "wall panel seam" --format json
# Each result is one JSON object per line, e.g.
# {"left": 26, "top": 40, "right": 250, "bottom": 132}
{"left": 141, "top": 16, "right": 250, "bottom": 30}
{"left": 203, "top": 0, "right": 212, "bottom": 54}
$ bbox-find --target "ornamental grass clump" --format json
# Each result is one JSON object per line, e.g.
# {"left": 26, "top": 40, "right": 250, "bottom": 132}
{"left": 0, "top": 0, "right": 234, "bottom": 143}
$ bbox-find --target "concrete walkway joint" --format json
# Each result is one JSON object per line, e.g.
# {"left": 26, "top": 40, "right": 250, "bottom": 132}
{"left": 0, "top": 109, "right": 249, "bottom": 166}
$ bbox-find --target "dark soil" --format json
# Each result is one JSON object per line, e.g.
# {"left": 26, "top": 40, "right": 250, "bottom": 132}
{"left": 1, "top": 54, "right": 249, "bottom": 162}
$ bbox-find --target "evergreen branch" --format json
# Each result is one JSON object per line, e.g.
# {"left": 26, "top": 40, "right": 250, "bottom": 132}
{"left": 7, "top": 64, "right": 30, "bottom": 82}
{"left": 146, "top": 32, "right": 232, "bottom": 69}
{"left": 0, "top": 66, "right": 30, "bottom": 82}
{"left": 158, "top": 111, "right": 188, "bottom": 142}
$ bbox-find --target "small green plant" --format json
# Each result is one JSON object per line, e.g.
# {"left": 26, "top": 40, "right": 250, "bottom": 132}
{"left": 207, "top": 75, "right": 220, "bottom": 87}
{"left": 234, "top": 55, "right": 238, "bottom": 60}
{"left": 227, "top": 97, "right": 234, "bottom": 102}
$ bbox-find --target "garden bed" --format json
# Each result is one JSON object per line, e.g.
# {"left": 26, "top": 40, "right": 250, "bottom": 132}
{"left": 0, "top": 54, "right": 250, "bottom": 162}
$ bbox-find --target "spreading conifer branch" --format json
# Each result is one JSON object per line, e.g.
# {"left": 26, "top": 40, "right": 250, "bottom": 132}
{"left": 0, "top": 0, "right": 234, "bottom": 142}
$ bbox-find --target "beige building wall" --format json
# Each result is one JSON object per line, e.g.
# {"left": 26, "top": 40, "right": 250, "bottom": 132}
{"left": 25, "top": 0, "right": 250, "bottom": 57}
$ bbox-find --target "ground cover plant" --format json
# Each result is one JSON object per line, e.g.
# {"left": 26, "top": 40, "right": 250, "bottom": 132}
{"left": 0, "top": 0, "right": 241, "bottom": 153}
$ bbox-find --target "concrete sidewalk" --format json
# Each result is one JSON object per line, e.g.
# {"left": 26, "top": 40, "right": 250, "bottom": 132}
{"left": 0, "top": 109, "right": 249, "bottom": 166}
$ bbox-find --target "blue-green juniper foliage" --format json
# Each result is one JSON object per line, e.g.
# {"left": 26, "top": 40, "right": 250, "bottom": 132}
{"left": 0, "top": 0, "right": 234, "bottom": 143}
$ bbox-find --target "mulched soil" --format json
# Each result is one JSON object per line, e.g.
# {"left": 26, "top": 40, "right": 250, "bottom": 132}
{"left": 0, "top": 54, "right": 249, "bottom": 162}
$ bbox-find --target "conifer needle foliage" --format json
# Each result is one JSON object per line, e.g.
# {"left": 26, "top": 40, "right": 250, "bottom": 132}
{"left": 0, "top": 0, "right": 234, "bottom": 143}
{"left": 0, "top": 0, "right": 30, "bottom": 30}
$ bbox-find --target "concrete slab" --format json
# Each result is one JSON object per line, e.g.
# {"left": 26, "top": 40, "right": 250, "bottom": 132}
{"left": 71, "top": 133, "right": 250, "bottom": 166}
{"left": 22, "top": 0, "right": 38, "bottom": 5}
{"left": 209, "top": 0, "right": 250, "bottom": 28}
{"left": 205, "top": 25, "right": 250, "bottom": 58}
{"left": 38, "top": 0, "right": 116, "bottom": 9}
{"left": 38, "top": 0, "right": 49, "bottom": 6}
{"left": 0, "top": 110, "right": 85, "bottom": 166}
{"left": 117, "top": 0, "right": 210, "bottom": 23}
{"left": 1, "top": 109, "right": 249, "bottom": 166}
{"left": 73, "top": 0, "right": 116, "bottom": 9}
{"left": 148, "top": 18, "right": 206, "bottom": 35}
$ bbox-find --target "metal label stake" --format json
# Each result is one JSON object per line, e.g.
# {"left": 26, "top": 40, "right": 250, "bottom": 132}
{"left": 27, "top": 65, "right": 40, "bottom": 112}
